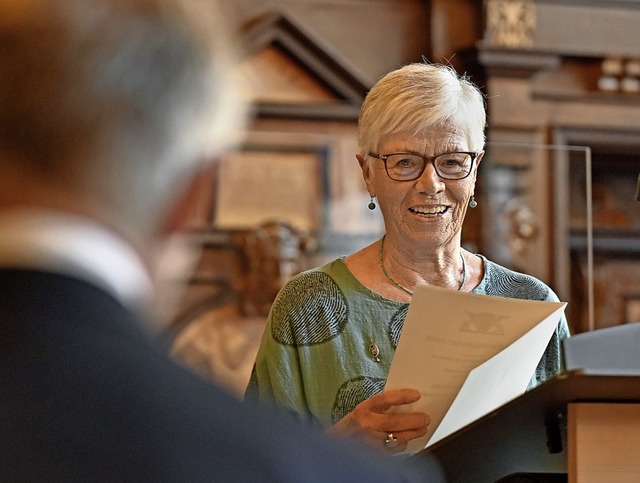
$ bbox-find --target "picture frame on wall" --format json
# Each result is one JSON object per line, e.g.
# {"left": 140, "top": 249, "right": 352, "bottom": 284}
{"left": 214, "top": 143, "right": 325, "bottom": 233}
{"left": 212, "top": 131, "right": 385, "bottom": 262}
{"left": 623, "top": 292, "right": 640, "bottom": 324}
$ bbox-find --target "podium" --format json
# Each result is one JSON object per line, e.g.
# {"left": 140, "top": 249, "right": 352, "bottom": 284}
{"left": 568, "top": 402, "right": 640, "bottom": 482}
{"left": 408, "top": 371, "right": 640, "bottom": 482}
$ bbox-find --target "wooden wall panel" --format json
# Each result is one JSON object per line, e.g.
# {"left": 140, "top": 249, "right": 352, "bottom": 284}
{"left": 223, "top": 0, "right": 433, "bottom": 85}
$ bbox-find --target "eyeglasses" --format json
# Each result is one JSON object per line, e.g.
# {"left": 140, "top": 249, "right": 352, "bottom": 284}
{"left": 369, "top": 151, "right": 479, "bottom": 181}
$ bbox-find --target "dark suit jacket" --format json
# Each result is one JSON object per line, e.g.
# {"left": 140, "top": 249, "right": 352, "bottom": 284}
{"left": 0, "top": 269, "right": 436, "bottom": 482}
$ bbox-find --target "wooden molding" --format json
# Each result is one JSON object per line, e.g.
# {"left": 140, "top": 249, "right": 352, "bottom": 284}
{"left": 240, "top": 10, "right": 370, "bottom": 120}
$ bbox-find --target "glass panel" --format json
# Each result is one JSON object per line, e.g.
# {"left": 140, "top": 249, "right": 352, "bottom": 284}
{"left": 482, "top": 142, "right": 593, "bottom": 333}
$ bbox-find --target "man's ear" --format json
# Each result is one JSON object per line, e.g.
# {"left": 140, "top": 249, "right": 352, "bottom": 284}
{"left": 160, "top": 164, "right": 216, "bottom": 236}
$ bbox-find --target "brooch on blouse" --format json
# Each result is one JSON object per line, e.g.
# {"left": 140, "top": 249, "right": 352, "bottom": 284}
{"left": 369, "top": 340, "right": 381, "bottom": 362}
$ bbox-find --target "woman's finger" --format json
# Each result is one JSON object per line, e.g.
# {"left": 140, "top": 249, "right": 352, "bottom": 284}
{"left": 364, "top": 388, "right": 422, "bottom": 412}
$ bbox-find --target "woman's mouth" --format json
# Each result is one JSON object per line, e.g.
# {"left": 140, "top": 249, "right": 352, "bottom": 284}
{"left": 409, "top": 205, "right": 449, "bottom": 216}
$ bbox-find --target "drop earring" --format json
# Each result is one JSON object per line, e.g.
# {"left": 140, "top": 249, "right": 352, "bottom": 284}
{"left": 368, "top": 196, "right": 376, "bottom": 210}
{"left": 469, "top": 196, "right": 477, "bottom": 208}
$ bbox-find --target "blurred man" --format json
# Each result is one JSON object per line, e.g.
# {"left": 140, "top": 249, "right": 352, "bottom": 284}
{"left": 0, "top": 0, "right": 436, "bottom": 480}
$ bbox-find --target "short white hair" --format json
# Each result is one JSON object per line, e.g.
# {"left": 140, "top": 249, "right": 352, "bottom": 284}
{"left": 358, "top": 62, "right": 486, "bottom": 156}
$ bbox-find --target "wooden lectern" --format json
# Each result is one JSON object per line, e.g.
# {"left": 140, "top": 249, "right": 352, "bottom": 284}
{"left": 569, "top": 402, "right": 640, "bottom": 482}
{"left": 407, "top": 371, "right": 640, "bottom": 483}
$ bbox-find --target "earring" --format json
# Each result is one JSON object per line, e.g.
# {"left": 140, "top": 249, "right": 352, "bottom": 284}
{"left": 368, "top": 196, "right": 376, "bottom": 210}
{"left": 469, "top": 196, "right": 478, "bottom": 208}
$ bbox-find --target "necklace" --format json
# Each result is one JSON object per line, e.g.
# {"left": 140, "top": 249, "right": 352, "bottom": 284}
{"left": 379, "top": 235, "right": 466, "bottom": 296}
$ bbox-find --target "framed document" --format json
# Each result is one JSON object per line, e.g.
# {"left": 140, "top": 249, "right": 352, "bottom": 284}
{"left": 624, "top": 292, "right": 640, "bottom": 323}
{"left": 214, "top": 145, "right": 324, "bottom": 232}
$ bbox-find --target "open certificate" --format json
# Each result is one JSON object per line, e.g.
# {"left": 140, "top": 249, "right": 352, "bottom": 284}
{"left": 385, "top": 285, "right": 567, "bottom": 454}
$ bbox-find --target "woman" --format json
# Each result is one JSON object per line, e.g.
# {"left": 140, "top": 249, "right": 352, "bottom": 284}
{"left": 246, "top": 62, "right": 570, "bottom": 453}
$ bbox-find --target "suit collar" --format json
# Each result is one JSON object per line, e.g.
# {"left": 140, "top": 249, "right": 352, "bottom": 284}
{"left": 0, "top": 209, "right": 152, "bottom": 312}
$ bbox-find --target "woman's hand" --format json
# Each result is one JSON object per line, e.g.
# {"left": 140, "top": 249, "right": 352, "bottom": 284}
{"left": 326, "top": 388, "right": 430, "bottom": 454}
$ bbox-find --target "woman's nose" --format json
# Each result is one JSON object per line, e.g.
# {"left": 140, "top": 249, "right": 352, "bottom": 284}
{"left": 415, "top": 162, "right": 445, "bottom": 194}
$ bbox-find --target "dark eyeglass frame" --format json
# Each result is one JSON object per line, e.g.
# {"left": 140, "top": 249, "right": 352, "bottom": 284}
{"left": 368, "top": 151, "right": 479, "bottom": 181}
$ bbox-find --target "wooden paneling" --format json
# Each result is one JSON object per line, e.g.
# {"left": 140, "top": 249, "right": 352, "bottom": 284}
{"left": 223, "top": 0, "right": 433, "bottom": 85}
{"left": 479, "top": 1, "right": 640, "bottom": 333}
{"left": 569, "top": 403, "right": 640, "bottom": 482}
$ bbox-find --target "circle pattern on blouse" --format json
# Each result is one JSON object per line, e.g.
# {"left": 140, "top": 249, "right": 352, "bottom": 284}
{"left": 271, "top": 272, "right": 348, "bottom": 346}
{"left": 483, "top": 268, "right": 547, "bottom": 300}
{"left": 331, "top": 376, "right": 386, "bottom": 424}
{"left": 387, "top": 305, "right": 409, "bottom": 348}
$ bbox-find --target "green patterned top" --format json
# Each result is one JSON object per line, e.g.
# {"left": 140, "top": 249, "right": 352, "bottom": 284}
{"left": 246, "top": 255, "right": 570, "bottom": 429}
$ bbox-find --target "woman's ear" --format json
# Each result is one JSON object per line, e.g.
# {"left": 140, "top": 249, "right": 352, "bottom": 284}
{"left": 356, "top": 153, "right": 374, "bottom": 192}
{"left": 356, "top": 153, "right": 367, "bottom": 169}
{"left": 471, "top": 150, "right": 484, "bottom": 184}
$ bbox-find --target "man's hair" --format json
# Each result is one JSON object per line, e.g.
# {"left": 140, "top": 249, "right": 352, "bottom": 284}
{"left": 0, "top": 0, "right": 245, "bottom": 237}
{"left": 358, "top": 62, "right": 486, "bottom": 157}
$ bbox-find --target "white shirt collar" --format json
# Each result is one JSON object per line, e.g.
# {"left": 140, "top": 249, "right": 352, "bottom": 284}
{"left": 0, "top": 210, "right": 153, "bottom": 312}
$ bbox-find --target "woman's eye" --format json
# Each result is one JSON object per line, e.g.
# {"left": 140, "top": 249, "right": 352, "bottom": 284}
{"left": 396, "top": 157, "right": 419, "bottom": 168}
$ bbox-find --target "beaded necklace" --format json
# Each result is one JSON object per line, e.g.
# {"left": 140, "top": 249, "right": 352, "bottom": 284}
{"left": 378, "top": 235, "right": 466, "bottom": 295}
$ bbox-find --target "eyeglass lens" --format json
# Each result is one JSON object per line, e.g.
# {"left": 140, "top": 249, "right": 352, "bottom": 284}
{"left": 385, "top": 153, "right": 473, "bottom": 181}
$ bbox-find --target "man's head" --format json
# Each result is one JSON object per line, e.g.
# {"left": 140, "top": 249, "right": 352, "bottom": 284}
{"left": 0, "top": 0, "right": 245, "bottom": 259}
